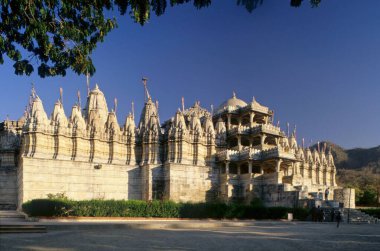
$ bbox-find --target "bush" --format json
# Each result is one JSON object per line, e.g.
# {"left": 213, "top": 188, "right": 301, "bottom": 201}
{"left": 290, "top": 207, "right": 309, "bottom": 221}
{"left": 23, "top": 199, "right": 72, "bottom": 217}
{"left": 22, "top": 199, "right": 309, "bottom": 220}
{"left": 357, "top": 189, "right": 378, "bottom": 206}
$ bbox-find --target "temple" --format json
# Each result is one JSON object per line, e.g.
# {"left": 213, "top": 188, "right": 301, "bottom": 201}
{"left": 0, "top": 83, "right": 353, "bottom": 210}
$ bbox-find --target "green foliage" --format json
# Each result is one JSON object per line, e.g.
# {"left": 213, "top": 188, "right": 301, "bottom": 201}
{"left": 0, "top": 0, "right": 322, "bottom": 78}
{"left": 22, "top": 199, "right": 72, "bottom": 217}
{"left": 357, "top": 189, "right": 378, "bottom": 206}
{"left": 47, "top": 192, "right": 68, "bottom": 200}
{"left": 22, "top": 199, "right": 309, "bottom": 220}
{"left": 179, "top": 202, "right": 228, "bottom": 218}
{"left": 290, "top": 207, "right": 309, "bottom": 221}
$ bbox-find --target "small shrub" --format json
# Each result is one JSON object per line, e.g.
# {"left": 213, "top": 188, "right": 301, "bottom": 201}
{"left": 47, "top": 192, "right": 68, "bottom": 200}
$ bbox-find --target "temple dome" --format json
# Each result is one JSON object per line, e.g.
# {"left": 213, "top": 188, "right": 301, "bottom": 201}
{"left": 216, "top": 92, "right": 247, "bottom": 114}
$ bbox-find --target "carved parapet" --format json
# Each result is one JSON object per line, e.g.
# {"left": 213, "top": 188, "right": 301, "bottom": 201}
{"left": 261, "top": 146, "right": 296, "bottom": 160}
{"left": 216, "top": 149, "right": 240, "bottom": 161}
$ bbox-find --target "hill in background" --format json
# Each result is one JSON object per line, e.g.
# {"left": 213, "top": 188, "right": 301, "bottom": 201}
{"left": 310, "top": 142, "right": 380, "bottom": 206}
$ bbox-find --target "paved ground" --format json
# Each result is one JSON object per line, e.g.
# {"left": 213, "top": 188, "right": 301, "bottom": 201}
{"left": 1, "top": 221, "right": 379, "bottom": 251}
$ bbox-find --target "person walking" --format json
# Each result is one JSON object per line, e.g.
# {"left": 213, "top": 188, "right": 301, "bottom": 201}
{"left": 336, "top": 210, "right": 342, "bottom": 228}
{"left": 325, "top": 187, "right": 330, "bottom": 200}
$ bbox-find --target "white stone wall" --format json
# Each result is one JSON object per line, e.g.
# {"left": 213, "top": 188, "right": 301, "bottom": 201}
{"left": 334, "top": 188, "right": 355, "bottom": 208}
{"left": 164, "top": 163, "right": 218, "bottom": 202}
{"left": 0, "top": 166, "right": 17, "bottom": 209}
{"left": 18, "top": 157, "right": 142, "bottom": 205}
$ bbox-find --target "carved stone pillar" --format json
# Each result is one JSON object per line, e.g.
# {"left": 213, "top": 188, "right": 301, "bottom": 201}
{"left": 260, "top": 134, "right": 267, "bottom": 148}
{"left": 225, "top": 161, "right": 230, "bottom": 175}
{"left": 276, "top": 159, "right": 283, "bottom": 172}
{"left": 249, "top": 112, "right": 255, "bottom": 127}
{"left": 237, "top": 135, "right": 242, "bottom": 150}
{"left": 227, "top": 114, "right": 232, "bottom": 130}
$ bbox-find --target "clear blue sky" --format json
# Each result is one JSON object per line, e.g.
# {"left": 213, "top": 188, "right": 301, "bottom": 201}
{"left": 0, "top": 0, "right": 379, "bottom": 149}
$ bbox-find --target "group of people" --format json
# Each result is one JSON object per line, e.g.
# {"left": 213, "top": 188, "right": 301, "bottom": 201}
{"left": 310, "top": 206, "right": 342, "bottom": 227}
{"left": 311, "top": 188, "right": 342, "bottom": 227}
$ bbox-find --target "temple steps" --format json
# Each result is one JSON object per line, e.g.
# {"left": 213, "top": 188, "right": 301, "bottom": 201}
{"left": 0, "top": 225, "right": 47, "bottom": 233}
{"left": 0, "top": 210, "right": 47, "bottom": 233}
{"left": 343, "top": 208, "right": 379, "bottom": 224}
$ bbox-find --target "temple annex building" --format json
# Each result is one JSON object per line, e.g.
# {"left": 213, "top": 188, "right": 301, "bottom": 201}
{"left": 0, "top": 83, "right": 354, "bottom": 210}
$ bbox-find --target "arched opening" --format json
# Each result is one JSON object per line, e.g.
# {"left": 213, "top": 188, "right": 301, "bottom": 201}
{"left": 264, "top": 136, "right": 277, "bottom": 146}
{"left": 229, "top": 138, "right": 238, "bottom": 148}
{"left": 229, "top": 163, "right": 238, "bottom": 174}
{"left": 251, "top": 136, "right": 261, "bottom": 147}
{"left": 240, "top": 163, "right": 249, "bottom": 174}
{"left": 241, "top": 137, "right": 250, "bottom": 147}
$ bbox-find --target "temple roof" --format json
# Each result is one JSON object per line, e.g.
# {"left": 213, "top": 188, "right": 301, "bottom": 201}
{"left": 215, "top": 92, "right": 247, "bottom": 114}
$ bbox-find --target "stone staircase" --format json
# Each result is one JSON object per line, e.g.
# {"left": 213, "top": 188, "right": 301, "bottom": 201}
{"left": 0, "top": 210, "right": 46, "bottom": 233}
{"left": 343, "top": 208, "right": 379, "bottom": 224}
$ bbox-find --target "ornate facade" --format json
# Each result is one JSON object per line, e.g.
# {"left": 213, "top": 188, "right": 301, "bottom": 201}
{"left": 0, "top": 84, "right": 341, "bottom": 209}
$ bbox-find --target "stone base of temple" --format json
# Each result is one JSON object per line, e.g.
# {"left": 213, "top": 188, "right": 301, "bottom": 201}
{"left": 17, "top": 157, "right": 142, "bottom": 209}
{"left": 164, "top": 163, "right": 218, "bottom": 202}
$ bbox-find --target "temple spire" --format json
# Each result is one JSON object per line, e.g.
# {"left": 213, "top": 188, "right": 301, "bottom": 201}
{"left": 114, "top": 98, "right": 118, "bottom": 114}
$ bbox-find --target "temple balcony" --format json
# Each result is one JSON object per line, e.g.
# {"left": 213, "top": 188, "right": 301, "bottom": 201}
{"left": 227, "top": 124, "right": 281, "bottom": 138}
{"left": 216, "top": 149, "right": 240, "bottom": 161}
{"left": 261, "top": 147, "right": 297, "bottom": 161}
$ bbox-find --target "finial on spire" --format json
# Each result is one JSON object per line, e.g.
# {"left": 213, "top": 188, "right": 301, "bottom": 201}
{"left": 86, "top": 71, "right": 90, "bottom": 96}
{"left": 272, "top": 110, "right": 275, "bottom": 123}
{"left": 59, "top": 87, "right": 63, "bottom": 105}
{"left": 77, "top": 90, "right": 81, "bottom": 108}
{"left": 277, "top": 120, "right": 280, "bottom": 128}
{"left": 155, "top": 100, "right": 159, "bottom": 111}
{"left": 252, "top": 96, "right": 256, "bottom": 102}
{"left": 293, "top": 124, "right": 297, "bottom": 138}
{"left": 31, "top": 83, "right": 36, "bottom": 99}
{"left": 211, "top": 104, "right": 214, "bottom": 116}
{"left": 232, "top": 91, "right": 236, "bottom": 98}
{"left": 317, "top": 141, "right": 320, "bottom": 152}
{"left": 114, "top": 98, "right": 118, "bottom": 114}
{"left": 181, "top": 97, "right": 185, "bottom": 112}
{"left": 142, "top": 77, "right": 150, "bottom": 101}
{"left": 287, "top": 122, "right": 290, "bottom": 137}
{"left": 131, "top": 101, "right": 135, "bottom": 119}
{"left": 302, "top": 138, "right": 305, "bottom": 148}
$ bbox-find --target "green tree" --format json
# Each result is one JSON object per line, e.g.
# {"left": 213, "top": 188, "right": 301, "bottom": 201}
{"left": 0, "top": 0, "right": 321, "bottom": 78}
